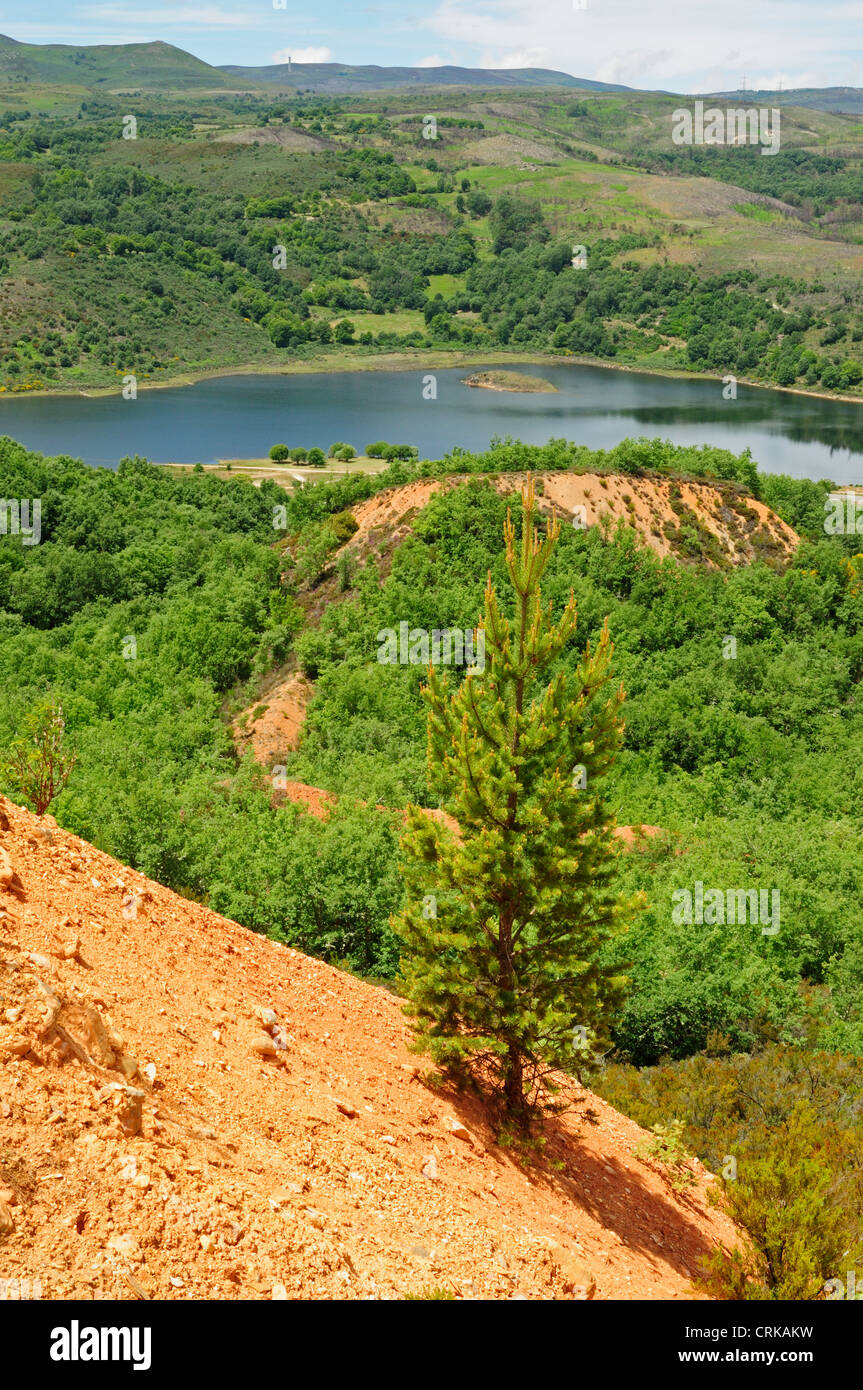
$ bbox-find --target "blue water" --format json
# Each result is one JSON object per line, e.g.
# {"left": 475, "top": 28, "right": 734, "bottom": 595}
{"left": 2, "top": 361, "right": 862, "bottom": 482}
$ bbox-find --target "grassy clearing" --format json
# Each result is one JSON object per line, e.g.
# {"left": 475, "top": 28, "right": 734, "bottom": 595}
{"left": 160, "top": 455, "right": 389, "bottom": 485}
{"left": 308, "top": 307, "right": 426, "bottom": 335}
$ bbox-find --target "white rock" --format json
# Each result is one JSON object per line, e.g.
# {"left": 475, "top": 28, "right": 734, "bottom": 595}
{"left": 446, "top": 1118, "right": 472, "bottom": 1144}
{"left": 108, "top": 1233, "right": 141, "bottom": 1262}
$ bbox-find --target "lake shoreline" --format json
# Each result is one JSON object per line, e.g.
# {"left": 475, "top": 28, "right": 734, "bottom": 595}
{"left": 5, "top": 349, "right": 863, "bottom": 409}
{"left": 6, "top": 354, "right": 862, "bottom": 483}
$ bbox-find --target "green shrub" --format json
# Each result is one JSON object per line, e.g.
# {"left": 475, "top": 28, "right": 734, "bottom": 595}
{"left": 634, "top": 1119, "right": 697, "bottom": 1191}
{"left": 697, "top": 1105, "right": 857, "bottom": 1301}
{"left": 596, "top": 1048, "right": 863, "bottom": 1300}
{"left": 329, "top": 511, "right": 359, "bottom": 545}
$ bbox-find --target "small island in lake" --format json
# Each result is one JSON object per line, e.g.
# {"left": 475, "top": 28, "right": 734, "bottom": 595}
{"left": 462, "top": 370, "right": 558, "bottom": 393}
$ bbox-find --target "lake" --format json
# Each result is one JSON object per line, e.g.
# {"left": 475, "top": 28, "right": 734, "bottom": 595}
{"left": 2, "top": 361, "right": 863, "bottom": 483}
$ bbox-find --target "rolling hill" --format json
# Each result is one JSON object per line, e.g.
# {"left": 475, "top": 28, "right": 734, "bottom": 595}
{"left": 0, "top": 33, "right": 860, "bottom": 113}
{"left": 706, "top": 86, "right": 863, "bottom": 115}
{"left": 218, "top": 61, "right": 632, "bottom": 93}
{"left": 0, "top": 35, "right": 235, "bottom": 91}
{"left": 0, "top": 34, "right": 630, "bottom": 97}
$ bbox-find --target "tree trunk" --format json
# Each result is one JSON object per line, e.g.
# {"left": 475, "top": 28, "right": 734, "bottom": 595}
{"left": 499, "top": 905, "right": 525, "bottom": 1116}
{"left": 504, "top": 1042, "right": 525, "bottom": 1118}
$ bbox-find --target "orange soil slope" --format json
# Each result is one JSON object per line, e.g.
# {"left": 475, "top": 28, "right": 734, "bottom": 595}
{"left": 0, "top": 796, "right": 737, "bottom": 1302}
{"left": 345, "top": 471, "right": 798, "bottom": 567}
{"left": 233, "top": 673, "right": 313, "bottom": 767}
{"left": 233, "top": 471, "right": 797, "bottom": 767}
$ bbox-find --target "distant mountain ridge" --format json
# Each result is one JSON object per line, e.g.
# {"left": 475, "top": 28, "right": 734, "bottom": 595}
{"left": 218, "top": 61, "right": 632, "bottom": 93}
{"left": 703, "top": 86, "right": 863, "bottom": 115}
{"left": 0, "top": 33, "right": 628, "bottom": 94}
{"left": 0, "top": 33, "right": 861, "bottom": 111}
{"left": 0, "top": 34, "right": 233, "bottom": 89}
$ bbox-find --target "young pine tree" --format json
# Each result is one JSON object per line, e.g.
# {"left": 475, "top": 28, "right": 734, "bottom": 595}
{"left": 396, "top": 482, "right": 636, "bottom": 1120}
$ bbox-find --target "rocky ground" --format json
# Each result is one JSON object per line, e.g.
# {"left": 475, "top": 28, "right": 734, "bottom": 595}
{"left": 0, "top": 793, "right": 738, "bottom": 1301}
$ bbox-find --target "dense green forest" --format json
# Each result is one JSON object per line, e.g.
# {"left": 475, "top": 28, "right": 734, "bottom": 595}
{"left": 1, "top": 430, "right": 861, "bottom": 1050}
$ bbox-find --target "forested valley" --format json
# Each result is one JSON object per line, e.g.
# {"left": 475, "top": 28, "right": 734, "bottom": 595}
{"left": 2, "top": 427, "right": 863, "bottom": 1295}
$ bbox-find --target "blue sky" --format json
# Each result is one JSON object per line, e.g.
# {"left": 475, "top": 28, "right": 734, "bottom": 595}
{"left": 1, "top": 0, "right": 862, "bottom": 92}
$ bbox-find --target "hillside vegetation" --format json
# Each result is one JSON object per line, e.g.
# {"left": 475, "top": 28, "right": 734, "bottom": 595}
{"left": 0, "top": 78, "right": 862, "bottom": 395}
{"left": 2, "top": 428, "right": 862, "bottom": 1293}
{"left": 2, "top": 424, "right": 863, "bottom": 1291}
{"left": 2, "top": 37, "right": 863, "bottom": 1301}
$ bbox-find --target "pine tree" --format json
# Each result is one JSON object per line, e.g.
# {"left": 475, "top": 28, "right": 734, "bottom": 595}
{"left": 396, "top": 481, "right": 636, "bottom": 1120}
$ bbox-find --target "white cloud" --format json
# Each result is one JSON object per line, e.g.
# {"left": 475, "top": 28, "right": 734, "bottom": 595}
{"left": 422, "top": 0, "right": 863, "bottom": 92}
{"left": 594, "top": 49, "right": 674, "bottom": 87}
{"left": 748, "top": 72, "right": 827, "bottom": 91}
{"left": 415, "top": 55, "right": 446, "bottom": 67}
{"left": 272, "top": 46, "right": 333, "bottom": 63}
{"left": 492, "top": 47, "right": 552, "bottom": 70}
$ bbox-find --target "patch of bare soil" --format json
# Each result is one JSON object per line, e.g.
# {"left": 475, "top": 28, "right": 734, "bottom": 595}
{"left": 0, "top": 794, "right": 738, "bottom": 1300}
{"left": 344, "top": 471, "right": 798, "bottom": 569}
{"left": 275, "top": 781, "right": 337, "bottom": 818}
{"left": 536, "top": 472, "right": 798, "bottom": 566}
{"left": 463, "top": 133, "right": 564, "bottom": 166}
{"left": 233, "top": 674, "right": 313, "bottom": 767}
{"left": 212, "top": 126, "right": 331, "bottom": 152}
{"left": 612, "top": 824, "right": 663, "bottom": 850}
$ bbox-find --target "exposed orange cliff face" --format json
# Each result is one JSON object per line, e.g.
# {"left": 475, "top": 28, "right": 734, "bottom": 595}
{"left": 0, "top": 794, "right": 738, "bottom": 1301}
{"left": 232, "top": 471, "right": 797, "bottom": 773}
{"left": 232, "top": 672, "right": 313, "bottom": 767}
{"left": 343, "top": 471, "right": 798, "bottom": 569}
